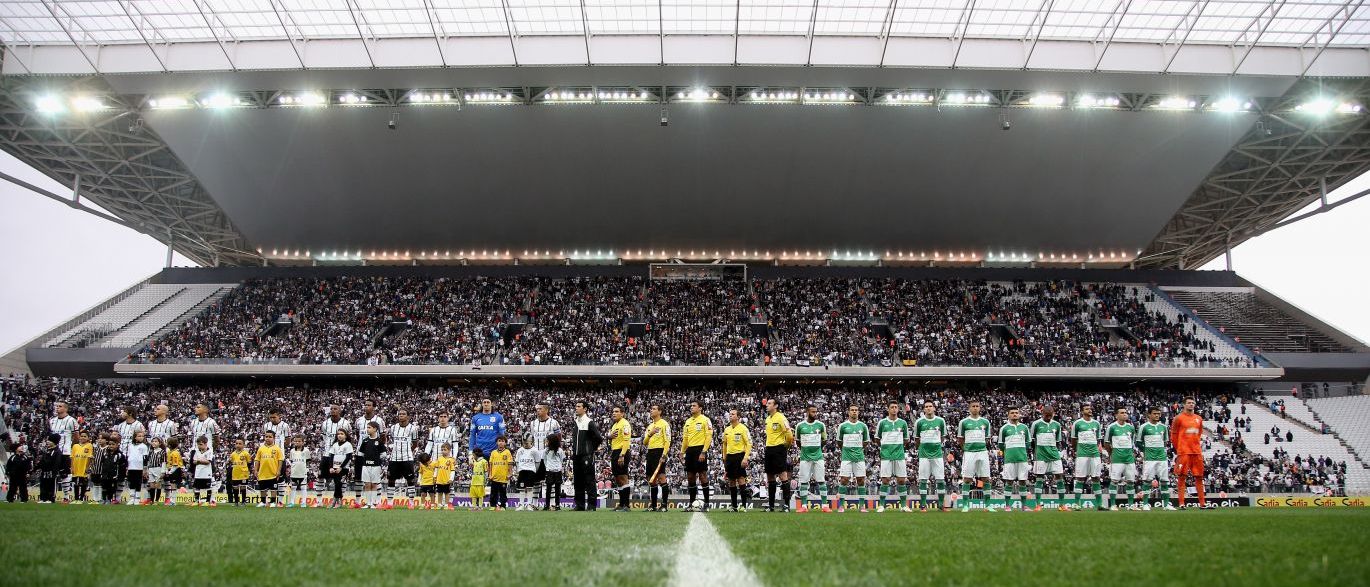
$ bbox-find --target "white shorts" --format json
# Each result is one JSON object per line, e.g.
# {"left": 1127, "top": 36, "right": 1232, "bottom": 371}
{"left": 1001, "top": 462, "right": 1030, "bottom": 482}
{"left": 879, "top": 459, "right": 907, "bottom": 478}
{"left": 961, "top": 452, "right": 990, "bottom": 479}
{"left": 1109, "top": 463, "right": 1137, "bottom": 483}
{"left": 797, "top": 460, "right": 826, "bottom": 484}
{"left": 362, "top": 466, "right": 383, "bottom": 484}
{"left": 146, "top": 467, "right": 165, "bottom": 483}
{"left": 1140, "top": 460, "right": 1170, "bottom": 482}
{"left": 917, "top": 457, "right": 945, "bottom": 480}
{"left": 1074, "top": 456, "right": 1102, "bottom": 478}
{"left": 837, "top": 460, "right": 866, "bottom": 479}
{"left": 1033, "top": 460, "right": 1064, "bottom": 475}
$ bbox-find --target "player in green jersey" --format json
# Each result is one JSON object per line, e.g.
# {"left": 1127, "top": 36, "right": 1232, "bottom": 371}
{"left": 998, "top": 407, "right": 1031, "bottom": 511}
{"left": 1136, "top": 405, "right": 1175, "bottom": 511}
{"left": 1070, "top": 404, "right": 1104, "bottom": 509}
{"left": 956, "top": 400, "right": 992, "bottom": 512}
{"left": 793, "top": 405, "right": 828, "bottom": 512}
{"left": 1103, "top": 407, "right": 1138, "bottom": 511}
{"left": 874, "top": 401, "right": 910, "bottom": 512}
{"left": 836, "top": 405, "right": 870, "bottom": 512}
{"left": 914, "top": 400, "right": 948, "bottom": 510}
{"left": 1028, "top": 404, "right": 1064, "bottom": 510}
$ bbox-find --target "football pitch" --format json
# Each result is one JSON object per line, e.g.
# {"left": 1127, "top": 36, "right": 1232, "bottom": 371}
{"left": 1, "top": 504, "right": 1366, "bottom": 587}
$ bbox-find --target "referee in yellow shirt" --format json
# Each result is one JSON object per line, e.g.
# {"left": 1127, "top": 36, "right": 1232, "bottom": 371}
{"left": 643, "top": 404, "right": 671, "bottom": 512}
{"left": 681, "top": 401, "right": 713, "bottom": 512}
{"left": 763, "top": 398, "right": 794, "bottom": 511}
{"left": 608, "top": 406, "right": 632, "bottom": 511}
{"left": 722, "top": 409, "right": 753, "bottom": 511}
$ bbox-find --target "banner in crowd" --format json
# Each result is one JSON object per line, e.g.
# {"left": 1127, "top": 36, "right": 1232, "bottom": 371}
{"left": 1254, "top": 496, "right": 1370, "bottom": 507}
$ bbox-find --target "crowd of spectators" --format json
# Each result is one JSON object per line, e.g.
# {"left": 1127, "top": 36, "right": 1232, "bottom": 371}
{"left": 132, "top": 276, "right": 1256, "bottom": 369}
{"left": 3, "top": 375, "right": 1335, "bottom": 496}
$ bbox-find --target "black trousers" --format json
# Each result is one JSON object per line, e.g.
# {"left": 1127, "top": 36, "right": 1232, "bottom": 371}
{"left": 39, "top": 475, "right": 55, "bottom": 502}
{"left": 489, "top": 481, "right": 508, "bottom": 508}
{"left": 572, "top": 454, "right": 596, "bottom": 510}
{"left": 544, "top": 472, "right": 563, "bottom": 509}
{"left": 5, "top": 474, "right": 26, "bottom": 502}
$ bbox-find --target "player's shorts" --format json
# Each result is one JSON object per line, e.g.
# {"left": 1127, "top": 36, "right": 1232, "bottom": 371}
{"left": 361, "top": 466, "right": 383, "bottom": 484}
{"left": 388, "top": 461, "right": 416, "bottom": 484}
{"left": 1074, "top": 456, "right": 1103, "bottom": 478}
{"left": 879, "top": 458, "right": 908, "bottom": 478}
{"left": 469, "top": 483, "right": 485, "bottom": 500}
{"left": 917, "top": 457, "right": 945, "bottom": 480}
{"left": 518, "top": 470, "right": 538, "bottom": 489}
{"left": 1033, "top": 459, "right": 1064, "bottom": 475}
{"left": 1001, "top": 461, "right": 1030, "bottom": 481}
{"left": 724, "top": 453, "right": 746, "bottom": 480}
{"left": 58, "top": 454, "right": 71, "bottom": 476}
{"left": 1109, "top": 463, "right": 1137, "bottom": 483}
{"left": 257, "top": 477, "right": 278, "bottom": 491}
{"left": 164, "top": 468, "right": 184, "bottom": 485}
{"left": 193, "top": 478, "right": 210, "bottom": 490}
{"left": 961, "top": 451, "right": 991, "bottom": 478}
{"left": 684, "top": 446, "right": 706, "bottom": 473}
{"left": 126, "top": 469, "right": 144, "bottom": 491}
{"left": 420, "top": 484, "right": 436, "bottom": 495}
{"left": 146, "top": 466, "right": 165, "bottom": 483}
{"left": 796, "top": 460, "right": 825, "bottom": 484}
{"left": 838, "top": 459, "right": 866, "bottom": 479}
{"left": 1174, "top": 454, "right": 1204, "bottom": 477}
{"left": 291, "top": 476, "right": 307, "bottom": 489}
{"left": 611, "top": 452, "right": 631, "bottom": 477}
{"left": 763, "top": 446, "right": 788, "bottom": 475}
{"left": 1140, "top": 460, "right": 1170, "bottom": 481}
{"left": 645, "top": 448, "right": 666, "bottom": 481}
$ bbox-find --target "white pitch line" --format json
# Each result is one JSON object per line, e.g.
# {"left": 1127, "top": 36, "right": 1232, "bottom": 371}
{"left": 668, "top": 513, "right": 764, "bottom": 587}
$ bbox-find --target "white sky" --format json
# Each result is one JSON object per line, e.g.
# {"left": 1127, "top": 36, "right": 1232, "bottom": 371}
{"left": 1, "top": 148, "right": 1367, "bottom": 354}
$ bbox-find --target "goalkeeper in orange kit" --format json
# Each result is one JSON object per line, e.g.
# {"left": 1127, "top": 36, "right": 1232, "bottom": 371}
{"left": 1170, "top": 398, "right": 1206, "bottom": 508}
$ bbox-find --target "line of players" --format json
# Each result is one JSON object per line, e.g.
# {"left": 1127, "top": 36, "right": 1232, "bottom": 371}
{"left": 30, "top": 395, "right": 1209, "bottom": 512}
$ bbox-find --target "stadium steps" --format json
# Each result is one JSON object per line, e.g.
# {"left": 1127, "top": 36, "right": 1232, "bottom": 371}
{"left": 95, "top": 284, "right": 232, "bottom": 348}
{"left": 1220, "top": 401, "right": 1370, "bottom": 494}
{"left": 45, "top": 284, "right": 187, "bottom": 348}
{"left": 139, "top": 285, "right": 236, "bottom": 347}
{"left": 1163, "top": 288, "right": 1350, "bottom": 353}
{"left": 1305, "top": 396, "right": 1370, "bottom": 473}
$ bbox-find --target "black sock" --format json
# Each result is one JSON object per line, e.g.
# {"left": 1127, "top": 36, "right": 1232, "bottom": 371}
{"left": 703, "top": 485, "right": 711, "bottom": 509}
{"left": 619, "top": 488, "right": 630, "bottom": 508}
{"left": 662, "top": 485, "right": 670, "bottom": 505}
{"left": 782, "top": 483, "right": 792, "bottom": 508}
{"left": 730, "top": 486, "right": 738, "bottom": 509}
{"left": 689, "top": 484, "right": 697, "bottom": 503}
{"left": 649, "top": 486, "right": 657, "bottom": 508}
{"left": 768, "top": 481, "right": 778, "bottom": 508}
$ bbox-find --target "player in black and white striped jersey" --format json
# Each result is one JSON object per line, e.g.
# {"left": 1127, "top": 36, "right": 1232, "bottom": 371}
{"left": 264, "top": 409, "right": 290, "bottom": 446}
{"left": 385, "top": 409, "right": 420, "bottom": 508}
{"left": 115, "top": 407, "right": 145, "bottom": 455}
{"left": 147, "top": 404, "right": 179, "bottom": 444}
{"left": 317, "top": 405, "right": 351, "bottom": 505}
{"left": 425, "top": 413, "right": 460, "bottom": 458}
{"left": 526, "top": 403, "right": 561, "bottom": 506}
{"left": 353, "top": 400, "right": 384, "bottom": 504}
{"left": 48, "top": 401, "right": 79, "bottom": 502}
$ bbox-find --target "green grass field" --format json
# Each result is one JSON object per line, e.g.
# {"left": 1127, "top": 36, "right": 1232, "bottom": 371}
{"left": 1, "top": 504, "right": 1366, "bottom": 587}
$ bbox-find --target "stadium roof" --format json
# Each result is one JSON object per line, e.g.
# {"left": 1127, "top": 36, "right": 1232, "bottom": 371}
{"left": 2, "top": 0, "right": 1370, "bottom": 75}
{"left": 1, "top": 3, "right": 1369, "bottom": 269}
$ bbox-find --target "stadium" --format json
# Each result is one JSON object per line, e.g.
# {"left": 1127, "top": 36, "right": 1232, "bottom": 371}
{"left": 1, "top": 1, "right": 1370, "bottom": 585}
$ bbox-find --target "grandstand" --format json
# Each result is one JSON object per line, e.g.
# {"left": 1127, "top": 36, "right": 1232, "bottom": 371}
{"left": 3, "top": 3, "right": 1370, "bottom": 584}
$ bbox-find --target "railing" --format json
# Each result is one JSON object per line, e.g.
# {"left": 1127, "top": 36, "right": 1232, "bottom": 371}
{"left": 122, "top": 355, "right": 1263, "bottom": 369}
{"left": 42, "top": 276, "right": 153, "bottom": 347}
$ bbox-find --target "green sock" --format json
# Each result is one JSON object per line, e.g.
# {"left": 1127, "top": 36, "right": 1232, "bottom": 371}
{"left": 935, "top": 481, "right": 946, "bottom": 508}
{"left": 1033, "top": 480, "right": 1043, "bottom": 505}
{"left": 960, "top": 482, "right": 970, "bottom": 506}
{"left": 919, "top": 481, "right": 929, "bottom": 507}
{"left": 878, "top": 484, "right": 889, "bottom": 505}
{"left": 817, "top": 483, "right": 828, "bottom": 504}
{"left": 898, "top": 484, "right": 908, "bottom": 506}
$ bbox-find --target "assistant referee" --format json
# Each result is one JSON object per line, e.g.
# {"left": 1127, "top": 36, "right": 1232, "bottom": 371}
{"left": 722, "top": 409, "right": 752, "bottom": 511}
{"left": 763, "top": 398, "right": 793, "bottom": 511}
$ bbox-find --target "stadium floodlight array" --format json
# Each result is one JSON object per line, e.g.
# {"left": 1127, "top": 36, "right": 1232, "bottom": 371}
{"left": 1295, "top": 98, "right": 1363, "bottom": 115}
{"left": 1076, "top": 95, "right": 1122, "bottom": 108}
{"left": 668, "top": 86, "right": 729, "bottom": 103}
{"left": 406, "top": 90, "right": 455, "bottom": 104}
{"left": 258, "top": 246, "right": 1144, "bottom": 267}
{"left": 1153, "top": 96, "right": 1200, "bottom": 110}
{"left": 940, "top": 92, "right": 995, "bottom": 106}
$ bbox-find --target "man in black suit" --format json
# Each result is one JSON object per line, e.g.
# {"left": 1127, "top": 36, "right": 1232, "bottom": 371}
{"left": 571, "top": 401, "right": 602, "bottom": 511}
